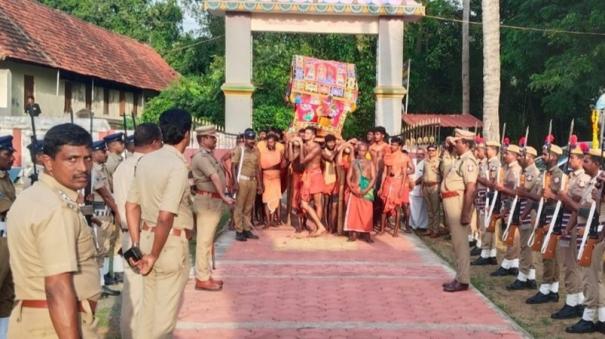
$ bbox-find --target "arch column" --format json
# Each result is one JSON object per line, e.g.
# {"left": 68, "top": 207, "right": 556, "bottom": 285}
{"left": 222, "top": 13, "right": 254, "bottom": 134}
{"left": 375, "top": 17, "right": 406, "bottom": 136}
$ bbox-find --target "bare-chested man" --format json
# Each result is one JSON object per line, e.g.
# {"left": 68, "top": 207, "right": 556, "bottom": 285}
{"left": 370, "top": 126, "right": 390, "bottom": 227}
{"left": 287, "top": 130, "right": 306, "bottom": 232}
{"left": 379, "top": 137, "right": 414, "bottom": 236}
{"left": 345, "top": 142, "right": 376, "bottom": 243}
{"left": 296, "top": 126, "right": 327, "bottom": 236}
{"left": 321, "top": 134, "right": 341, "bottom": 233}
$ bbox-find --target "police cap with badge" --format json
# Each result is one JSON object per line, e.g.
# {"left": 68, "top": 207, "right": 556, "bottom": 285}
{"left": 244, "top": 128, "right": 256, "bottom": 140}
{"left": 0, "top": 135, "right": 14, "bottom": 153}
{"left": 26, "top": 138, "right": 44, "bottom": 155}
{"left": 103, "top": 132, "right": 125, "bottom": 145}
{"left": 92, "top": 140, "right": 107, "bottom": 152}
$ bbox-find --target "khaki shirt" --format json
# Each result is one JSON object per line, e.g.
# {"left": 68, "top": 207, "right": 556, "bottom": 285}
{"left": 232, "top": 146, "right": 260, "bottom": 178}
{"left": 7, "top": 173, "right": 100, "bottom": 301}
{"left": 566, "top": 168, "right": 591, "bottom": 201}
{"left": 502, "top": 160, "right": 522, "bottom": 209}
{"left": 577, "top": 174, "right": 598, "bottom": 225}
{"left": 191, "top": 148, "right": 226, "bottom": 193}
{"left": 422, "top": 157, "right": 441, "bottom": 183}
{"left": 439, "top": 151, "right": 455, "bottom": 178}
{"left": 105, "top": 152, "right": 123, "bottom": 179}
{"left": 477, "top": 158, "right": 488, "bottom": 189}
{"left": 523, "top": 163, "right": 542, "bottom": 196}
{"left": 92, "top": 162, "right": 110, "bottom": 203}
{"left": 113, "top": 152, "right": 143, "bottom": 229}
{"left": 127, "top": 145, "right": 193, "bottom": 230}
{"left": 0, "top": 170, "right": 16, "bottom": 214}
{"left": 441, "top": 150, "right": 478, "bottom": 192}
{"left": 487, "top": 156, "right": 501, "bottom": 182}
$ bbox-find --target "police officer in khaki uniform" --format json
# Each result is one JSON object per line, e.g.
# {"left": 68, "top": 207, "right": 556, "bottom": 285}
{"left": 527, "top": 143, "right": 565, "bottom": 304}
{"left": 191, "top": 126, "right": 234, "bottom": 291}
{"left": 126, "top": 108, "right": 194, "bottom": 338}
{"left": 441, "top": 129, "right": 478, "bottom": 292}
{"left": 566, "top": 148, "right": 605, "bottom": 333}
{"left": 551, "top": 144, "right": 591, "bottom": 319}
{"left": 232, "top": 128, "right": 262, "bottom": 242}
{"left": 473, "top": 140, "right": 501, "bottom": 265}
{"left": 7, "top": 124, "right": 101, "bottom": 338}
{"left": 103, "top": 132, "right": 125, "bottom": 187}
{"left": 507, "top": 146, "right": 540, "bottom": 290}
{"left": 422, "top": 144, "right": 441, "bottom": 237}
{"left": 0, "top": 135, "right": 16, "bottom": 336}
{"left": 491, "top": 144, "right": 522, "bottom": 277}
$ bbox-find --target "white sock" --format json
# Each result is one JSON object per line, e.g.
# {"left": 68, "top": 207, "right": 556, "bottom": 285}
{"left": 489, "top": 249, "right": 497, "bottom": 257}
{"left": 528, "top": 269, "right": 536, "bottom": 280}
{"left": 113, "top": 255, "right": 124, "bottom": 273}
{"left": 516, "top": 271, "right": 527, "bottom": 282}
{"left": 566, "top": 293, "right": 578, "bottom": 307}
{"left": 510, "top": 258, "right": 519, "bottom": 268}
{"left": 480, "top": 249, "right": 489, "bottom": 258}
{"left": 0, "top": 317, "right": 8, "bottom": 338}
{"left": 468, "top": 234, "right": 474, "bottom": 242}
{"left": 550, "top": 281, "right": 559, "bottom": 293}
{"left": 578, "top": 293, "right": 585, "bottom": 305}
{"left": 539, "top": 284, "right": 551, "bottom": 295}
{"left": 583, "top": 308, "right": 596, "bottom": 322}
{"left": 476, "top": 239, "right": 482, "bottom": 248}
{"left": 599, "top": 307, "right": 605, "bottom": 322}
{"left": 501, "top": 259, "right": 511, "bottom": 269}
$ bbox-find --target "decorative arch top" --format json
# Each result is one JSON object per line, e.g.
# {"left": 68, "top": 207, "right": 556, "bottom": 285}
{"left": 204, "top": 0, "right": 425, "bottom": 18}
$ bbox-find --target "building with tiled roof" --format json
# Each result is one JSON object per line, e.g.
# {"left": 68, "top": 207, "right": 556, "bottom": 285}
{"left": 0, "top": 0, "right": 178, "bottom": 121}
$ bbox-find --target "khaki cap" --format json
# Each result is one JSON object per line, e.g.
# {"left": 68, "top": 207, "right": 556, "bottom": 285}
{"left": 485, "top": 140, "right": 501, "bottom": 148}
{"left": 454, "top": 128, "right": 475, "bottom": 141}
{"left": 588, "top": 148, "right": 605, "bottom": 158}
{"left": 196, "top": 126, "right": 216, "bottom": 137}
{"left": 524, "top": 146, "right": 537, "bottom": 157}
{"left": 507, "top": 144, "right": 521, "bottom": 154}
{"left": 547, "top": 144, "right": 563, "bottom": 156}
{"left": 570, "top": 145, "right": 584, "bottom": 156}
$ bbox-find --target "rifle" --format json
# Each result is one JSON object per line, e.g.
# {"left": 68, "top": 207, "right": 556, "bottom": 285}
{"left": 578, "top": 112, "right": 605, "bottom": 263}
{"left": 131, "top": 111, "right": 137, "bottom": 130}
{"left": 485, "top": 123, "right": 506, "bottom": 224}
{"left": 81, "top": 111, "right": 95, "bottom": 225}
{"left": 503, "top": 126, "right": 529, "bottom": 242}
{"left": 27, "top": 110, "right": 39, "bottom": 184}
{"left": 528, "top": 120, "right": 552, "bottom": 248}
{"left": 542, "top": 119, "right": 574, "bottom": 256}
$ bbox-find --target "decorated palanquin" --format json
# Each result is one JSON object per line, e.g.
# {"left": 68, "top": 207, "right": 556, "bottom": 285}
{"left": 286, "top": 55, "right": 359, "bottom": 137}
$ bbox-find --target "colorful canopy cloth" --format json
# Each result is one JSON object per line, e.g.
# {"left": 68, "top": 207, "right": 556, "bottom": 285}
{"left": 344, "top": 174, "right": 374, "bottom": 233}
{"left": 287, "top": 55, "right": 358, "bottom": 137}
{"left": 260, "top": 148, "right": 283, "bottom": 213}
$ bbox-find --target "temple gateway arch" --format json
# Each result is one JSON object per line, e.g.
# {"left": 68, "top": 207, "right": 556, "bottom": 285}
{"left": 204, "top": 0, "right": 425, "bottom": 135}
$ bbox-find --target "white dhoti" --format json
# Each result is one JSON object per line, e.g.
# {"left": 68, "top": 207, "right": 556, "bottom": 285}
{"left": 408, "top": 159, "right": 428, "bottom": 229}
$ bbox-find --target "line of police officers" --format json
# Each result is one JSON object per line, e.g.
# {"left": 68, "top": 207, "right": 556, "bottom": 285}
{"left": 0, "top": 108, "right": 238, "bottom": 338}
{"left": 440, "top": 128, "right": 605, "bottom": 334}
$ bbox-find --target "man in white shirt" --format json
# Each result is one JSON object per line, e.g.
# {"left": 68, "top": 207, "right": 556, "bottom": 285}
{"left": 113, "top": 123, "right": 162, "bottom": 339}
{"left": 409, "top": 148, "right": 428, "bottom": 230}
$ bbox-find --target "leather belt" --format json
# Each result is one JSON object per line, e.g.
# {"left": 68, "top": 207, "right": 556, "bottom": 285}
{"left": 441, "top": 191, "right": 459, "bottom": 199}
{"left": 142, "top": 222, "right": 193, "bottom": 240}
{"left": 423, "top": 182, "right": 438, "bottom": 187}
{"left": 194, "top": 189, "right": 222, "bottom": 199}
{"left": 21, "top": 299, "right": 97, "bottom": 314}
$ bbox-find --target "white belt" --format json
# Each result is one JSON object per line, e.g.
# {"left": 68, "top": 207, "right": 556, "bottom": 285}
{"left": 239, "top": 175, "right": 255, "bottom": 181}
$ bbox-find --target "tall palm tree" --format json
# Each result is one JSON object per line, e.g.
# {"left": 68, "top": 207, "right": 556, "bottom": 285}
{"left": 482, "top": 0, "right": 500, "bottom": 140}
{"left": 462, "top": 0, "right": 470, "bottom": 115}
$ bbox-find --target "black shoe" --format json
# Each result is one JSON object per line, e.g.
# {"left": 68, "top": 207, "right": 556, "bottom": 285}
{"left": 244, "top": 230, "right": 259, "bottom": 240}
{"left": 235, "top": 232, "right": 248, "bottom": 241}
{"left": 472, "top": 257, "right": 495, "bottom": 266}
{"left": 552, "top": 304, "right": 581, "bottom": 320}
{"left": 508, "top": 268, "right": 519, "bottom": 276}
{"left": 575, "top": 305, "right": 585, "bottom": 317}
{"left": 488, "top": 257, "right": 498, "bottom": 265}
{"left": 526, "top": 291, "right": 558, "bottom": 304}
{"left": 490, "top": 267, "right": 510, "bottom": 277}
{"left": 114, "top": 272, "right": 124, "bottom": 283}
{"left": 596, "top": 321, "right": 605, "bottom": 334}
{"left": 566, "top": 319, "right": 596, "bottom": 333}
{"left": 469, "top": 240, "right": 477, "bottom": 248}
{"left": 102, "top": 285, "right": 120, "bottom": 297}
{"left": 104, "top": 273, "right": 117, "bottom": 286}
{"left": 470, "top": 247, "right": 482, "bottom": 256}
{"left": 506, "top": 279, "right": 535, "bottom": 291}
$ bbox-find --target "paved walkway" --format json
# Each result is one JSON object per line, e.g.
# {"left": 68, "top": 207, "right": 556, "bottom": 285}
{"left": 175, "top": 228, "right": 527, "bottom": 338}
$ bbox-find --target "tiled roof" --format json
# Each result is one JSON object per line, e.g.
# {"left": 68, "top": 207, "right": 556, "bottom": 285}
{"left": 403, "top": 113, "right": 483, "bottom": 129}
{"left": 0, "top": 0, "right": 178, "bottom": 91}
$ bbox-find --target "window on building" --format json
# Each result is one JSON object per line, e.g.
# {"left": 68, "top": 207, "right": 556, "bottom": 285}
{"left": 64, "top": 81, "right": 72, "bottom": 113}
{"left": 103, "top": 88, "right": 109, "bottom": 115}
{"left": 119, "top": 91, "right": 125, "bottom": 116}
{"left": 85, "top": 82, "right": 92, "bottom": 109}
{"left": 24, "top": 75, "right": 34, "bottom": 105}
{"left": 133, "top": 92, "right": 139, "bottom": 115}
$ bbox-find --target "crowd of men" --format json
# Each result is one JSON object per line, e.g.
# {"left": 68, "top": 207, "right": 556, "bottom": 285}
{"left": 0, "top": 107, "right": 605, "bottom": 337}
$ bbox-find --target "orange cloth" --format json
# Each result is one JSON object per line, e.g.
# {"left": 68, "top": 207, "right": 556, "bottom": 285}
{"left": 301, "top": 167, "right": 325, "bottom": 201}
{"left": 379, "top": 176, "right": 407, "bottom": 214}
{"left": 344, "top": 193, "right": 373, "bottom": 233}
{"left": 260, "top": 149, "right": 282, "bottom": 213}
{"left": 291, "top": 170, "right": 304, "bottom": 213}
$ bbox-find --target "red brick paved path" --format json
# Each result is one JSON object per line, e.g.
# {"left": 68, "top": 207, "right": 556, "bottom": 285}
{"left": 175, "top": 228, "right": 527, "bottom": 338}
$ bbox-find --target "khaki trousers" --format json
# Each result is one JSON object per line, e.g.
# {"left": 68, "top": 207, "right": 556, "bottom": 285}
{"left": 137, "top": 230, "right": 190, "bottom": 339}
{"left": 423, "top": 185, "right": 440, "bottom": 232}
{"left": 542, "top": 256, "right": 560, "bottom": 284}
{"left": 518, "top": 223, "right": 534, "bottom": 276}
{"left": 120, "top": 232, "right": 143, "bottom": 339}
{"left": 234, "top": 179, "right": 257, "bottom": 233}
{"left": 501, "top": 221, "right": 520, "bottom": 261}
{"left": 194, "top": 195, "right": 224, "bottom": 281}
{"left": 0, "top": 238, "right": 14, "bottom": 317}
{"left": 480, "top": 212, "right": 496, "bottom": 255}
{"left": 443, "top": 194, "right": 470, "bottom": 284}
{"left": 582, "top": 240, "right": 605, "bottom": 309}
{"left": 8, "top": 301, "right": 98, "bottom": 338}
{"left": 558, "top": 228, "right": 583, "bottom": 295}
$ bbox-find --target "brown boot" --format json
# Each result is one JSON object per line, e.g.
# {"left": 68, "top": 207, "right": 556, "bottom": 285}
{"left": 195, "top": 279, "right": 222, "bottom": 291}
